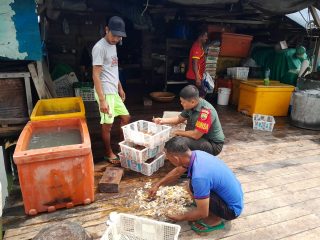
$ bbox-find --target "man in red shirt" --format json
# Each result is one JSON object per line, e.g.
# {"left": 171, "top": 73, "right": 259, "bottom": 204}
{"left": 186, "top": 25, "right": 208, "bottom": 97}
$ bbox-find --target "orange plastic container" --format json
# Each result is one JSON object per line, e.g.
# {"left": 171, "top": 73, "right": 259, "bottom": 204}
{"left": 13, "top": 118, "right": 94, "bottom": 215}
{"left": 220, "top": 33, "right": 253, "bottom": 58}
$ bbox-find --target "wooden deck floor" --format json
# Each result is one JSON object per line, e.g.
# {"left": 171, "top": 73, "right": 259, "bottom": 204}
{"left": 2, "top": 92, "right": 320, "bottom": 240}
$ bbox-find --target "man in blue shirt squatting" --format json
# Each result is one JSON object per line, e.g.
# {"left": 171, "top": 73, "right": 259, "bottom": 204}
{"left": 153, "top": 85, "right": 224, "bottom": 156}
{"left": 148, "top": 137, "right": 243, "bottom": 233}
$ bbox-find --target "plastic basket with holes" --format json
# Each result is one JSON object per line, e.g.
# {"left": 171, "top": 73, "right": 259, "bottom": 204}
{"left": 119, "top": 141, "right": 164, "bottom": 163}
{"left": 121, "top": 120, "right": 171, "bottom": 148}
{"left": 227, "top": 67, "right": 249, "bottom": 80}
{"left": 54, "top": 72, "right": 78, "bottom": 97}
{"left": 165, "top": 123, "right": 186, "bottom": 138}
{"left": 119, "top": 153, "right": 165, "bottom": 176}
{"left": 101, "top": 213, "right": 181, "bottom": 240}
{"left": 73, "top": 82, "right": 95, "bottom": 101}
{"left": 252, "top": 113, "right": 275, "bottom": 132}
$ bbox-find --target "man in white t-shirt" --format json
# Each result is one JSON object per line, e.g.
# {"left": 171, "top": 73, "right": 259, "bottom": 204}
{"left": 92, "top": 16, "right": 130, "bottom": 164}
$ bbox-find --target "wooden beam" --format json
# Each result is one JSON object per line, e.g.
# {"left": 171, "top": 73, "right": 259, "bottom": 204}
{"left": 28, "top": 63, "right": 48, "bottom": 99}
{"left": 202, "top": 18, "right": 271, "bottom": 25}
{"left": 98, "top": 167, "right": 124, "bottom": 193}
{"left": 309, "top": 6, "right": 320, "bottom": 72}
{"left": 0, "top": 72, "right": 30, "bottom": 78}
{"left": 312, "top": 40, "right": 320, "bottom": 72}
{"left": 24, "top": 76, "right": 33, "bottom": 116}
{"left": 309, "top": 6, "right": 320, "bottom": 28}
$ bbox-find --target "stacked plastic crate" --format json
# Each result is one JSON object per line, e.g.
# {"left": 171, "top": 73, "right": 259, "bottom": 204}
{"left": 206, "top": 45, "right": 220, "bottom": 79}
{"left": 119, "top": 120, "right": 171, "bottom": 176}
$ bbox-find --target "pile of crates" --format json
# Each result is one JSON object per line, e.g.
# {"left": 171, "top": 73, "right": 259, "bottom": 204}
{"left": 206, "top": 45, "right": 220, "bottom": 79}
{"left": 119, "top": 120, "right": 171, "bottom": 176}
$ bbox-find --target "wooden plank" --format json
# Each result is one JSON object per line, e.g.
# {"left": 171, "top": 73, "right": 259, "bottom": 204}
{"left": 179, "top": 198, "right": 320, "bottom": 239}
{"left": 220, "top": 214, "right": 320, "bottom": 240}
{"left": 98, "top": 167, "right": 124, "bottom": 193}
{"left": 243, "top": 186, "right": 320, "bottom": 217}
{"left": 283, "top": 226, "right": 320, "bottom": 240}
{"left": 36, "top": 61, "right": 52, "bottom": 98}
{"left": 0, "top": 72, "right": 30, "bottom": 79}
{"left": 27, "top": 63, "right": 47, "bottom": 99}
{"left": 0, "top": 118, "right": 29, "bottom": 125}
{"left": 244, "top": 176, "right": 320, "bottom": 203}
{"left": 38, "top": 60, "right": 57, "bottom": 98}
{"left": 23, "top": 76, "right": 33, "bottom": 116}
{"left": 0, "top": 125, "right": 24, "bottom": 138}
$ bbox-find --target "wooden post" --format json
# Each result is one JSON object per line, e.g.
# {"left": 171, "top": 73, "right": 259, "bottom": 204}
{"left": 309, "top": 6, "right": 320, "bottom": 72}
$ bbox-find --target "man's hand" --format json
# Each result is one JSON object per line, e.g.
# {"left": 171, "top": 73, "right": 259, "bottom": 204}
{"left": 166, "top": 213, "right": 183, "bottom": 222}
{"left": 153, "top": 117, "right": 163, "bottom": 125}
{"left": 148, "top": 184, "right": 160, "bottom": 199}
{"left": 119, "top": 88, "right": 126, "bottom": 102}
{"left": 195, "top": 79, "right": 201, "bottom": 88}
{"left": 99, "top": 99, "right": 110, "bottom": 115}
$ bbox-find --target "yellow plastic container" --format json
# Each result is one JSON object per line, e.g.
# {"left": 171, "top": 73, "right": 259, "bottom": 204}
{"left": 231, "top": 79, "right": 280, "bottom": 106}
{"left": 238, "top": 81, "right": 294, "bottom": 116}
{"left": 31, "top": 97, "right": 85, "bottom": 121}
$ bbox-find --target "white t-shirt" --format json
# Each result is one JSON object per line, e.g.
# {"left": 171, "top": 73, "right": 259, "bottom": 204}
{"left": 92, "top": 38, "right": 119, "bottom": 94}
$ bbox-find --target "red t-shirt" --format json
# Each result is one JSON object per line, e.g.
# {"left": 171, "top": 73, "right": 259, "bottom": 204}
{"left": 186, "top": 41, "right": 205, "bottom": 80}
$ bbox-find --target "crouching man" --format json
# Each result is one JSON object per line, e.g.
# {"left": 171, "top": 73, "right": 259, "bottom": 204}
{"left": 148, "top": 137, "right": 243, "bottom": 233}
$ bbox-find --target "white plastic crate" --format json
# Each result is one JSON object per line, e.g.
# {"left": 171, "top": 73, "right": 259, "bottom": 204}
{"left": 74, "top": 82, "right": 95, "bottom": 101}
{"left": 227, "top": 67, "right": 249, "bottom": 80}
{"left": 165, "top": 123, "right": 186, "bottom": 138}
{"left": 121, "top": 120, "right": 171, "bottom": 148}
{"left": 252, "top": 114, "right": 275, "bottom": 132}
{"left": 101, "top": 213, "right": 181, "bottom": 240}
{"left": 119, "top": 153, "right": 165, "bottom": 176}
{"left": 119, "top": 141, "right": 164, "bottom": 163}
{"left": 53, "top": 72, "right": 78, "bottom": 97}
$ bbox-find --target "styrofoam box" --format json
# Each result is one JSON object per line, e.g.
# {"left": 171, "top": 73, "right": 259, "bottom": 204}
{"left": 121, "top": 120, "right": 171, "bottom": 148}
{"left": 252, "top": 113, "right": 275, "bottom": 132}
{"left": 119, "top": 141, "right": 164, "bottom": 163}
{"left": 101, "top": 213, "right": 181, "bottom": 240}
{"left": 119, "top": 153, "right": 165, "bottom": 176}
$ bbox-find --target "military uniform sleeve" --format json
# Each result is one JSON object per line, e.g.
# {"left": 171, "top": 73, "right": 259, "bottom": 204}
{"left": 180, "top": 110, "right": 189, "bottom": 119}
{"left": 195, "top": 108, "right": 212, "bottom": 133}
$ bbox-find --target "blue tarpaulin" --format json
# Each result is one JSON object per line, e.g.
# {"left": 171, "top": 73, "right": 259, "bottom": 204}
{"left": 0, "top": 0, "right": 42, "bottom": 60}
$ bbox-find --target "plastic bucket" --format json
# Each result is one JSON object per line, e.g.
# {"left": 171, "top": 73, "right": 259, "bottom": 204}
{"left": 218, "top": 88, "right": 231, "bottom": 105}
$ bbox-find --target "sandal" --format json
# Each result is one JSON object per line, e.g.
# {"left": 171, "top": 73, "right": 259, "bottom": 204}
{"left": 104, "top": 156, "right": 121, "bottom": 165}
{"left": 191, "top": 220, "right": 225, "bottom": 233}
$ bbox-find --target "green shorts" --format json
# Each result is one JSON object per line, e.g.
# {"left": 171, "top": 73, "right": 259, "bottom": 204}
{"left": 95, "top": 93, "right": 129, "bottom": 124}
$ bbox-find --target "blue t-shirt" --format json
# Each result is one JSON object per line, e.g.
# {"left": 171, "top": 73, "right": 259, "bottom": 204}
{"left": 188, "top": 150, "right": 244, "bottom": 216}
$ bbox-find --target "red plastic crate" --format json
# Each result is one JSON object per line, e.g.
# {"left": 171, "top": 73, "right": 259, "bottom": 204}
{"left": 220, "top": 33, "right": 253, "bottom": 58}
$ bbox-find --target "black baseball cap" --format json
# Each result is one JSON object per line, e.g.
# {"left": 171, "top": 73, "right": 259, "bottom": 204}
{"left": 108, "top": 16, "right": 126, "bottom": 37}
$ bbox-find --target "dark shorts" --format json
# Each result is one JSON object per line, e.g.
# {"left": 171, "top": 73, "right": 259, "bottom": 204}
{"left": 181, "top": 136, "right": 223, "bottom": 156}
{"left": 209, "top": 192, "right": 237, "bottom": 220}
{"left": 189, "top": 182, "right": 237, "bottom": 220}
